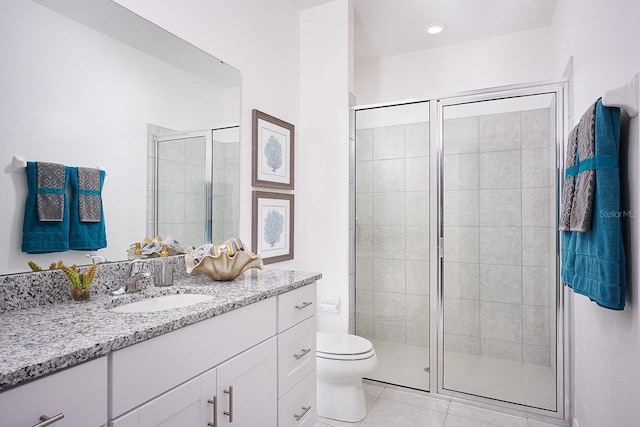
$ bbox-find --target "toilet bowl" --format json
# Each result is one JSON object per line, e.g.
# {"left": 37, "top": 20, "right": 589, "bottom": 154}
{"left": 316, "top": 332, "right": 377, "bottom": 422}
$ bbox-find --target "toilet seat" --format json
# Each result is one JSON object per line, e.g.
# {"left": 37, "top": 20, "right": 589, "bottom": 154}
{"left": 317, "top": 332, "right": 375, "bottom": 361}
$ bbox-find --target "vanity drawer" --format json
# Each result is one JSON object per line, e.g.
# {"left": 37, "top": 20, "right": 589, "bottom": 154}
{"left": 277, "top": 316, "right": 316, "bottom": 397}
{"left": 277, "top": 282, "right": 316, "bottom": 333}
{"left": 0, "top": 356, "right": 107, "bottom": 427}
{"left": 278, "top": 370, "right": 317, "bottom": 427}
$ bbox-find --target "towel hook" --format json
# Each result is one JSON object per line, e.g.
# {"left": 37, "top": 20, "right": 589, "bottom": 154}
{"left": 9, "top": 155, "right": 27, "bottom": 173}
{"left": 602, "top": 72, "right": 639, "bottom": 118}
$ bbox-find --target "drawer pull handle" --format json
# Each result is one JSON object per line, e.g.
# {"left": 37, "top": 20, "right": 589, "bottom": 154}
{"left": 207, "top": 395, "right": 217, "bottom": 427}
{"left": 294, "top": 348, "right": 312, "bottom": 360}
{"left": 33, "top": 413, "right": 64, "bottom": 427}
{"left": 224, "top": 385, "right": 234, "bottom": 422}
{"left": 294, "top": 406, "right": 311, "bottom": 421}
{"left": 295, "top": 301, "right": 313, "bottom": 310}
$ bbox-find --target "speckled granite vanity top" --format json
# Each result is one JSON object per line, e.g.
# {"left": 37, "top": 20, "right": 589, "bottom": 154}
{"left": 0, "top": 268, "right": 321, "bottom": 391}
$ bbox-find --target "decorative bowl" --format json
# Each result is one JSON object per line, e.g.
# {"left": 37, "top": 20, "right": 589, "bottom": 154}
{"left": 185, "top": 250, "right": 263, "bottom": 281}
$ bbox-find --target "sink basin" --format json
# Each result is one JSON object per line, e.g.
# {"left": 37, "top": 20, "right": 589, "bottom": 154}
{"left": 111, "top": 294, "right": 214, "bottom": 313}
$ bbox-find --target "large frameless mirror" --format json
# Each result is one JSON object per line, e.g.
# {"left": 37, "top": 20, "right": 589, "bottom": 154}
{"left": 0, "top": 0, "right": 240, "bottom": 273}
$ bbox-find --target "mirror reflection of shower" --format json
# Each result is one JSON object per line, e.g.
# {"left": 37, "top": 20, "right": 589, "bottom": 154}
{"left": 148, "top": 125, "right": 239, "bottom": 249}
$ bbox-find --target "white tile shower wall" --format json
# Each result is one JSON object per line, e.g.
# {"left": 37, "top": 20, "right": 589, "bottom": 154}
{"left": 211, "top": 140, "right": 240, "bottom": 243}
{"left": 148, "top": 134, "right": 210, "bottom": 247}
{"left": 355, "top": 122, "right": 429, "bottom": 348}
{"left": 443, "top": 108, "right": 553, "bottom": 366}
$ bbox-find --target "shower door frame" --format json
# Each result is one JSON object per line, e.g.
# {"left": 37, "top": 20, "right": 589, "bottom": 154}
{"left": 352, "top": 78, "right": 571, "bottom": 423}
{"left": 432, "top": 80, "right": 570, "bottom": 423}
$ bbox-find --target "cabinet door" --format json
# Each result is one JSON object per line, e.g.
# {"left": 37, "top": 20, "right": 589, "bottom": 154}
{"left": 217, "top": 337, "right": 278, "bottom": 427}
{"left": 0, "top": 357, "right": 107, "bottom": 427}
{"left": 111, "top": 368, "right": 217, "bottom": 427}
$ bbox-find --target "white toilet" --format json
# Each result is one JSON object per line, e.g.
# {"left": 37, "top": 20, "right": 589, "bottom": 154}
{"left": 316, "top": 332, "right": 377, "bottom": 422}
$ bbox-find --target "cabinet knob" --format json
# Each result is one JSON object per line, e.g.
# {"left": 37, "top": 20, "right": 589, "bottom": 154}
{"left": 293, "top": 406, "right": 311, "bottom": 422}
{"left": 32, "top": 413, "right": 64, "bottom": 427}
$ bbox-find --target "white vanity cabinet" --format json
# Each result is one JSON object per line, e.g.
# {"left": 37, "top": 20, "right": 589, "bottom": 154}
{"left": 111, "top": 338, "right": 277, "bottom": 427}
{"left": 109, "top": 298, "right": 277, "bottom": 426}
{"left": 276, "top": 284, "right": 317, "bottom": 427}
{"left": 0, "top": 356, "right": 107, "bottom": 427}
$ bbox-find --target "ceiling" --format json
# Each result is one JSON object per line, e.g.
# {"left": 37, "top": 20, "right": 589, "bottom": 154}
{"left": 299, "top": 0, "right": 558, "bottom": 61}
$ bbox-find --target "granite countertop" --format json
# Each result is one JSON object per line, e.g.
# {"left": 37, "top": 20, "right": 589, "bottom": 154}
{"left": 0, "top": 269, "right": 321, "bottom": 392}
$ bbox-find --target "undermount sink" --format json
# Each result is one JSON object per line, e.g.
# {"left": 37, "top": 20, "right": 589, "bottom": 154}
{"left": 111, "top": 294, "right": 215, "bottom": 313}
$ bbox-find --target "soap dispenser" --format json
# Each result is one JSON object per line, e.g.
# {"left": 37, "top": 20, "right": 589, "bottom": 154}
{"left": 154, "top": 244, "right": 173, "bottom": 286}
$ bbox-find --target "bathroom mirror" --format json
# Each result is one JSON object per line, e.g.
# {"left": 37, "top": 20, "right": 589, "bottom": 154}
{"left": 148, "top": 126, "right": 239, "bottom": 249}
{"left": 0, "top": 0, "right": 240, "bottom": 274}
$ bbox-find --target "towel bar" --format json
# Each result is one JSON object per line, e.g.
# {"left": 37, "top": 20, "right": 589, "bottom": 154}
{"left": 9, "top": 155, "right": 107, "bottom": 175}
{"left": 602, "top": 72, "right": 639, "bottom": 118}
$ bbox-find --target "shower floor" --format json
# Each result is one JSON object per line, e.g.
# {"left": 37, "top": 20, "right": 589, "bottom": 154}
{"left": 367, "top": 338, "right": 557, "bottom": 410}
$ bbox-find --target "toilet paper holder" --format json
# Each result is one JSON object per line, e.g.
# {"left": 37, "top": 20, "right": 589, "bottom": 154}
{"left": 319, "top": 296, "right": 340, "bottom": 313}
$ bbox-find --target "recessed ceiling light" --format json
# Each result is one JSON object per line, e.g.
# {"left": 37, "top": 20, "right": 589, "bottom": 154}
{"left": 426, "top": 23, "right": 445, "bottom": 35}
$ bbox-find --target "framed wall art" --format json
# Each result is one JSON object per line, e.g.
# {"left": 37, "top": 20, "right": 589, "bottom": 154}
{"left": 252, "top": 109, "right": 294, "bottom": 190}
{"left": 252, "top": 191, "right": 294, "bottom": 264}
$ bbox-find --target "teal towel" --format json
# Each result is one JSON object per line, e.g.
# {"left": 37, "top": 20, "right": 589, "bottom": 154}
{"left": 21, "top": 162, "right": 70, "bottom": 253}
{"left": 69, "top": 167, "right": 107, "bottom": 251}
{"left": 561, "top": 99, "right": 626, "bottom": 310}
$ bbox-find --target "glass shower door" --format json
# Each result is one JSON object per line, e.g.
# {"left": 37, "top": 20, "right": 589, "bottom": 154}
{"left": 354, "top": 101, "right": 430, "bottom": 391}
{"left": 440, "top": 93, "right": 559, "bottom": 410}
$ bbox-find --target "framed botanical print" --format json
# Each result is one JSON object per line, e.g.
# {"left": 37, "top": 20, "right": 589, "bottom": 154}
{"left": 252, "top": 191, "right": 294, "bottom": 264}
{"left": 252, "top": 109, "right": 294, "bottom": 190}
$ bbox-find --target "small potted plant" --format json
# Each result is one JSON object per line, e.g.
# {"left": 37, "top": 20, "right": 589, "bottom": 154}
{"left": 53, "top": 261, "right": 97, "bottom": 302}
{"left": 56, "top": 261, "right": 97, "bottom": 301}
{"left": 28, "top": 261, "right": 97, "bottom": 301}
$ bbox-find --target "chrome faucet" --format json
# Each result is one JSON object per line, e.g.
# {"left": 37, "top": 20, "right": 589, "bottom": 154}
{"left": 111, "top": 259, "right": 151, "bottom": 296}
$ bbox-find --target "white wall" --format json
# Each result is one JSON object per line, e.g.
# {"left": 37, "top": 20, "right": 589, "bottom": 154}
{"left": 299, "top": 0, "right": 352, "bottom": 331}
{"left": 550, "top": 1, "right": 640, "bottom": 426}
{"left": 355, "top": 26, "right": 556, "bottom": 105}
{"left": 0, "top": 0, "right": 226, "bottom": 273}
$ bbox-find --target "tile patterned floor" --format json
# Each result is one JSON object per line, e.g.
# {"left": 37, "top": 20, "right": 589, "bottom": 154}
{"left": 314, "top": 380, "right": 566, "bottom": 427}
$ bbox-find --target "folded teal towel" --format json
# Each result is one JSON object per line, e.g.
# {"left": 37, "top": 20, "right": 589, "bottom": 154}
{"left": 22, "top": 162, "right": 70, "bottom": 253}
{"left": 69, "top": 167, "right": 107, "bottom": 251}
{"left": 561, "top": 99, "right": 626, "bottom": 310}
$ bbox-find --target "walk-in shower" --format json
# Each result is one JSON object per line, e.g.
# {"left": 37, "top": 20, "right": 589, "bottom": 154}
{"left": 352, "top": 81, "right": 568, "bottom": 419}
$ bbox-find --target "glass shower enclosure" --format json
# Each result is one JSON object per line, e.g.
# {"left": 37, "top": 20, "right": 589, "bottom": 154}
{"left": 353, "top": 81, "right": 567, "bottom": 418}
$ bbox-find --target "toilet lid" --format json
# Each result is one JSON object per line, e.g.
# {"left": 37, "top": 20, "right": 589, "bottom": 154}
{"left": 316, "top": 332, "right": 373, "bottom": 356}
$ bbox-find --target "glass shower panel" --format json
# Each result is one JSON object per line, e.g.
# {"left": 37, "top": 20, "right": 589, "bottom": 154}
{"left": 354, "top": 101, "right": 430, "bottom": 391}
{"left": 441, "top": 93, "right": 558, "bottom": 410}
{"left": 156, "top": 135, "right": 208, "bottom": 248}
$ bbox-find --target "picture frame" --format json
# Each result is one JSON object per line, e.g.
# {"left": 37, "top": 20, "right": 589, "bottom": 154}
{"left": 252, "top": 191, "right": 294, "bottom": 264}
{"left": 252, "top": 109, "right": 295, "bottom": 189}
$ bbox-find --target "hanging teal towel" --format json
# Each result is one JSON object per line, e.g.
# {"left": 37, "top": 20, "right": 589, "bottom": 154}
{"left": 561, "top": 99, "right": 626, "bottom": 310}
{"left": 69, "top": 167, "right": 107, "bottom": 251}
{"left": 21, "top": 162, "right": 70, "bottom": 253}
